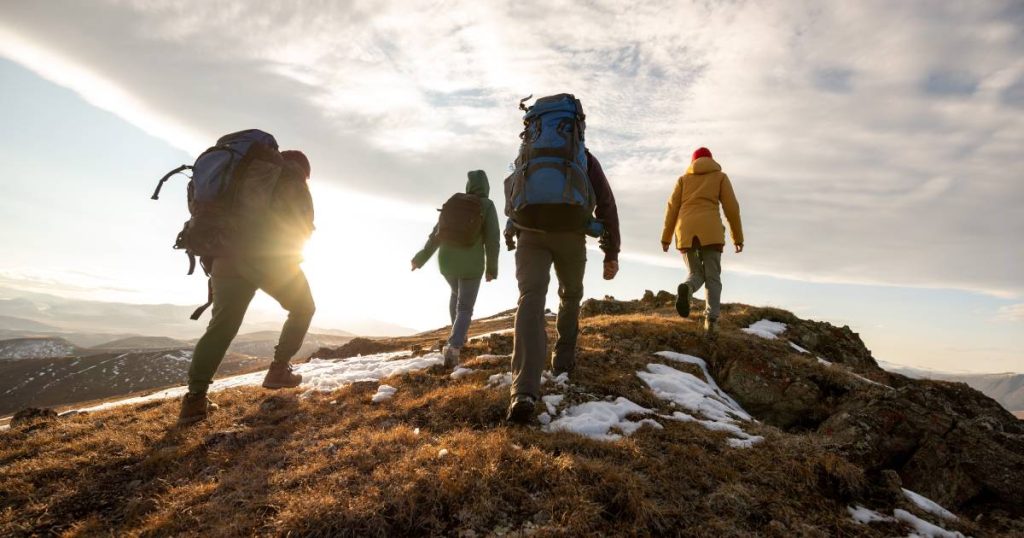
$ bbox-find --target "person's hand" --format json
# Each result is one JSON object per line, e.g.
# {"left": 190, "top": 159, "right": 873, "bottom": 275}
{"left": 486, "top": 273, "right": 496, "bottom": 282}
{"left": 661, "top": 242, "right": 670, "bottom": 253}
{"left": 603, "top": 260, "right": 619, "bottom": 280}
{"left": 735, "top": 244, "right": 744, "bottom": 254}
{"left": 411, "top": 261, "right": 419, "bottom": 271}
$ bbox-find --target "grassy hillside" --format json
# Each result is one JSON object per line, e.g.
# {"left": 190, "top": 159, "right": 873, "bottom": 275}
{"left": 1, "top": 295, "right": 1019, "bottom": 537}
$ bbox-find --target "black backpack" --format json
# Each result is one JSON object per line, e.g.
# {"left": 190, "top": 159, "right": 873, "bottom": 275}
{"left": 436, "top": 193, "right": 483, "bottom": 247}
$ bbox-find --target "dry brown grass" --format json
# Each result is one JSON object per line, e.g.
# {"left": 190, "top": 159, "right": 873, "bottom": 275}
{"left": 0, "top": 304, "right": 987, "bottom": 537}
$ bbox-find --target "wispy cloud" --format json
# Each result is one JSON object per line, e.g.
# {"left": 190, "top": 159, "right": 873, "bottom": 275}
{"left": 0, "top": 0, "right": 1021, "bottom": 298}
{"left": 995, "top": 303, "right": 1024, "bottom": 322}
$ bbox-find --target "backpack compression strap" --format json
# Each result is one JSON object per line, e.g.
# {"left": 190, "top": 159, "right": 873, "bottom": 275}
{"left": 190, "top": 277, "right": 214, "bottom": 320}
{"left": 151, "top": 164, "right": 193, "bottom": 200}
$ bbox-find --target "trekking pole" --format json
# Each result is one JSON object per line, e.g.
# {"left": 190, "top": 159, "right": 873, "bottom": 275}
{"left": 151, "top": 165, "right": 192, "bottom": 200}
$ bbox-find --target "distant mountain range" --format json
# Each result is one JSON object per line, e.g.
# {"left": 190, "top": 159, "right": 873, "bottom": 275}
{"left": 0, "top": 329, "right": 353, "bottom": 416}
{"left": 0, "top": 285, "right": 413, "bottom": 342}
{"left": 879, "top": 360, "right": 1024, "bottom": 416}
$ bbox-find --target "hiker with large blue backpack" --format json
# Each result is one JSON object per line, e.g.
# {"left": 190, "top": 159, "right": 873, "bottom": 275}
{"left": 503, "top": 94, "right": 621, "bottom": 424}
{"left": 152, "top": 129, "right": 316, "bottom": 424}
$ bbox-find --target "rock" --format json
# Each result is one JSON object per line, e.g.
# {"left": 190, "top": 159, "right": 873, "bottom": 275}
{"left": 313, "top": 337, "right": 401, "bottom": 359}
{"left": 818, "top": 379, "right": 1024, "bottom": 516}
{"left": 10, "top": 407, "right": 58, "bottom": 428}
{"left": 785, "top": 319, "right": 877, "bottom": 369}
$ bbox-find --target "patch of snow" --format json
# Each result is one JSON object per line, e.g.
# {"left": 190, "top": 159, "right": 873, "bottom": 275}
{"left": 643, "top": 353, "right": 762, "bottom": 449}
{"left": 543, "top": 371, "right": 569, "bottom": 387}
{"left": 902, "top": 489, "right": 958, "bottom": 522}
{"left": 893, "top": 509, "right": 964, "bottom": 538}
{"left": 653, "top": 351, "right": 747, "bottom": 417}
{"left": 640, "top": 362, "right": 750, "bottom": 422}
{"left": 848, "top": 505, "right": 894, "bottom": 525}
{"left": 789, "top": 342, "right": 811, "bottom": 354}
{"left": 817, "top": 357, "right": 833, "bottom": 366}
{"left": 542, "top": 394, "right": 564, "bottom": 415}
{"left": 662, "top": 411, "right": 764, "bottom": 449}
{"left": 371, "top": 384, "right": 397, "bottom": 403}
{"left": 544, "top": 397, "right": 659, "bottom": 441}
{"left": 450, "top": 367, "right": 474, "bottom": 380}
{"left": 468, "top": 328, "right": 514, "bottom": 341}
{"left": 437, "top": 448, "right": 449, "bottom": 458}
{"left": 487, "top": 372, "right": 512, "bottom": 388}
{"left": 537, "top": 412, "right": 552, "bottom": 425}
{"left": 413, "top": 427, "right": 420, "bottom": 435}
{"left": 474, "top": 354, "right": 509, "bottom": 363}
{"left": 741, "top": 319, "right": 787, "bottom": 340}
{"left": 74, "top": 351, "right": 441, "bottom": 413}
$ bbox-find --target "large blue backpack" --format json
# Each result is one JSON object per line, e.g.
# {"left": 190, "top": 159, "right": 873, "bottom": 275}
{"left": 152, "top": 129, "right": 284, "bottom": 318}
{"left": 506, "top": 94, "right": 597, "bottom": 232}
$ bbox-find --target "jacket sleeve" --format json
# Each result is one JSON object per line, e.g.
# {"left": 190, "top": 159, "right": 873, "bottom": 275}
{"left": 587, "top": 153, "right": 621, "bottom": 262}
{"left": 484, "top": 201, "right": 500, "bottom": 278}
{"left": 412, "top": 225, "right": 440, "bottom": 268}
{"left": 720, "top": 174, "right": 744, "bottom": 246}
{"left": 661, "top": 178, "right": 683, "bottom": 245}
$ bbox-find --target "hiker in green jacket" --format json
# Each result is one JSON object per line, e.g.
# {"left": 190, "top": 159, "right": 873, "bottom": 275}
{"left": 412, "top": 170, "right": 500, "bottom": 368}
{"left": 179, "top": 150, "right": 316, "bottom": 425}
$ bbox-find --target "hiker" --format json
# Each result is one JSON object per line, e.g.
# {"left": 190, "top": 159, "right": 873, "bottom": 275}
{"left": 154, "top": 131, "right": 316, "bottom": 424}
{"left": 661, "top": 147, "right": 743, "bottom": 334}
{"left": 503, "top": 94, "right": 620, "bottom": 424}
{"left": 411, "top": 170, "right": 500, "bottom": 368}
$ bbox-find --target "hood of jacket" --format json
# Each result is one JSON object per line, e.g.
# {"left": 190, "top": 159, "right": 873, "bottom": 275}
{"left": 466, "top": 170, "right": 490, "bottom": 198}
{"left": 686, "top": 156, "right": 722, "bottom": 175}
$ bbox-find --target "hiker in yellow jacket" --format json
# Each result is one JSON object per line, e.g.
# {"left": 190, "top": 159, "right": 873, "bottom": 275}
{"left": 661, "top": 147, "right": 743, "bottom": 333}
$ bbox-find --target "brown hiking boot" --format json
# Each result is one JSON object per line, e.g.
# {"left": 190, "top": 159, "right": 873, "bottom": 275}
{"left": 178, "top": 392, "right": 218, "bottom": 425}
{"left": 506, "top": 394, "right": 536, "bottom": 425}
{"left": 262, "top": 362, "right": 302, "bottom": 389}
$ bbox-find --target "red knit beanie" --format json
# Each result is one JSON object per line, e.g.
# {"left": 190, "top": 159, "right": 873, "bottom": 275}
{"left": 691, "top": 147, "right": 712, "bottom": 162}
{"left": 281, "top": 150, "right": 311, "bottom": 180}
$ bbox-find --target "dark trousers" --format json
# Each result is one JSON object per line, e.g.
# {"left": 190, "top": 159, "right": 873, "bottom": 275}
{"left": 187, "top": 261, "right": 315, "bottom": 394}
{"left": 511, "top": 231, "right": 586, "bottom": 400}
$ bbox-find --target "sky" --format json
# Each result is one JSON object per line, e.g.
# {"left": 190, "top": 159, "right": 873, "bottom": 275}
{"left": 0, "top": 0, "right": 1021, "bottom": 372}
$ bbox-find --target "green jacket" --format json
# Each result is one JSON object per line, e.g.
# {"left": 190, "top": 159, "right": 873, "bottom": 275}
{"left": 412, "top": 170, "right": 500, "bottom": 280}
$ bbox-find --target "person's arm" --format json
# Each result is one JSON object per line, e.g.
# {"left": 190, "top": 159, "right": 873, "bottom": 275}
{"left": 661, "top": 178, "right": 683, "bottom": 249}
{"left": 484, "top": 201, "right": 500, "bottom": 279}
{"left": 411, "top": 225, "right": 440, "bottom": 269}
{"left": 587, "top": 153, "right": 620, "bottom": 262}
{"left": 720, "top": 174, "right": 744, "bottom": 248}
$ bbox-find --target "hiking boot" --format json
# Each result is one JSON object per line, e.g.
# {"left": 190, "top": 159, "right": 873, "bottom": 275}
{"left": 551, "top": 352, "right": 575, "bottom": 376}
{"left": 262, "top": 362, "right": 302, "bottom": 389}
{"left": 676, "top": 283, "right": 691, "bottom": 318}
{"left": 178, "top": 392, "right": 218, "bottom": 425}
{"left": 506, "top": 394, "right": 536, "bottom": 425}
{"left": 704, "top": 317, "right": 718, "bottom": 335}
{"left": 442, "top": 345, "right": 461, "bottom": 369}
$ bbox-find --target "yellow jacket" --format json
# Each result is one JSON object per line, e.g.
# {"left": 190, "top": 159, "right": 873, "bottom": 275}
{"left": 661, "top": 157, "right": 743, "bottom": 249}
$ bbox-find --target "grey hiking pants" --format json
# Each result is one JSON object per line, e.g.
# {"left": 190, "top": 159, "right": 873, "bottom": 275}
{"left": 511, "top": 230, "right": 586, "bottom": 400}
{"left": 684, "top": 247, "right": 722, "bottom": 320}
{"left": 445, "top": 275, "right": 481, "bottom": 349}
{"left": 188, "top": 261, "right": 315, "bottom": 394}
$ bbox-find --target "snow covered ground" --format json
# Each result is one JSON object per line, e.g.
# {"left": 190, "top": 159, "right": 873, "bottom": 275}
{"left": 848, "top": 488, "right": 965, "bottom": 538}
{"left": 72, "top": 351, "right": 443, "bottom": 414}
{"left": 536, "top": 351, "right": 762, "bottom": 448}
{"left": 741, "top": 319, "right": 788, "bottom": 340}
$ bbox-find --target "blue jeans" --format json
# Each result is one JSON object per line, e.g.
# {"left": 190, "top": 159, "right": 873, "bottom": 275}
{"left": 445, "top": 276, "right": 481, "bottom": 348}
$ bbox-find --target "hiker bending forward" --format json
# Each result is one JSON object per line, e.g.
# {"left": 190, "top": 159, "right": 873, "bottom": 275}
{"left": 661, "top": 147, "right": 743, "bottom": 333}
{"left": 180, "top": 151, "right": 316, "bottom": 424}
{"left": 412, "top": 170, "right": 500, "bottom": 368}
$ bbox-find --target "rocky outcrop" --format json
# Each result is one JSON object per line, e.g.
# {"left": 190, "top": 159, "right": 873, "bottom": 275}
{"left": 10, "top": 407, "right": 57, "bottom": 428}
{"left": 785, "top": 319, "right": 877, "bottom": 369}
{"left": 312, "top": 337, "right": 402, "bottom": 359}
{"left": 820, "top": 378, "right": 1024, "bottom": 515}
